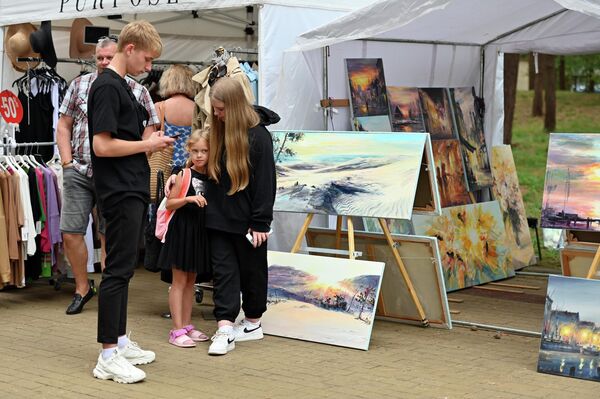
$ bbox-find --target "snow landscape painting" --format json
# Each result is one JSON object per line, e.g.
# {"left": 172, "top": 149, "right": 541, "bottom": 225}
{"left": 262, "top": 251, "right": 385, "bottom": 350}
{"left": 271, "top": 131, "right": 427, "bottom": 220}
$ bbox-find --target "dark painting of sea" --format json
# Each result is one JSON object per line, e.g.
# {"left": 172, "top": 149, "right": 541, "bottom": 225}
{"left": 538, "top": 275, "right": 600, "bottom": 382}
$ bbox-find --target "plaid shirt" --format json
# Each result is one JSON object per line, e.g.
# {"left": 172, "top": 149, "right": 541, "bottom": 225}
{"left": 59, "top": 72, "right": 159, "bottom": 177}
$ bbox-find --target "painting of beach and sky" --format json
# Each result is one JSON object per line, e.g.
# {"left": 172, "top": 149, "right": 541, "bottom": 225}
{"left": 346, "top": 58, "right": 389, "bottom": 120}
{"left": 271, "top": 131, "right": 427, "bottom": 220}
{"left": 541, "top": 133, "right": 600, "bottom": 232}
{"left": 538, "top": 275, "right": 600, "bottom": 382}
{"left": 262, "top": 251, "right": 384, "bottom": 350}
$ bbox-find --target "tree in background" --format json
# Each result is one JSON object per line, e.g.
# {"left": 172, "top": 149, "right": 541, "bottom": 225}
{"left": 564, "top": 54, "right": 600, "bottom": 92}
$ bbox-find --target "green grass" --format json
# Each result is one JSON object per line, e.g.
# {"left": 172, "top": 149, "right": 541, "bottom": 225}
{"left": 511, "top": 90, "right": 600, "bottom": 269}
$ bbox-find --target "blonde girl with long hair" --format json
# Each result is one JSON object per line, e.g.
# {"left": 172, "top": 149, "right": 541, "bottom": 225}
{"left": 203, "top": 77, "right": 278, "bottom": 356}
{"left": 157, "top": 129, "right": 212, "bottom": 348}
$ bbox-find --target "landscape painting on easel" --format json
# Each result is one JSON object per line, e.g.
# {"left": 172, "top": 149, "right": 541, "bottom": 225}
{"left": 538, "top": 275, "right": 600, "bottom": 382}
{"left": 491, "top": 145, "right": 536, "bottom": 268}
{"left": 418, "top": 88, "right": 455, "bottom": 140}
{"left": 542, "top": 133, "right": 600, "bottom": 232}
{"left": 271, "top": 131, "right": 427, "bottom": 220}
{"left": 262, "top": 251, "right": 384, "bottom": 350}
{"left": 346, "top": 58, "right": 389, "bottom": 121}
{"left": 353, "top": 115, "right": 392, "bottom": 132}
{"left": 432, "top": 139, "right": 471, "bottom": 208}
{"left": 450, "top": 87, "right": 493, "bottom": 191}
{"left": 387, "top": 86, "right": 425, "bottom": 132}
{"left": 412, "top": 201, "right": 514, "bottom": 291}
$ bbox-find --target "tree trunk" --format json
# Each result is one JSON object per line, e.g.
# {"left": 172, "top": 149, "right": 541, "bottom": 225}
{"left": 528, "top": 53, "right": 535, "bottom": 90}
{"left": 532, "top": 54, "right": 544, "bottom": 117}
{"left": 543, "top": 54, "right": 556, "bottom": 132}
{"left": 558, "top": 56, "right": 566, "bottom": 90}
{"left": 503, "top": 53, "right": 520, "bottom": 145}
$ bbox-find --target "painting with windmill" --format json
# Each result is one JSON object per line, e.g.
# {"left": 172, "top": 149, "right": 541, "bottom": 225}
{"left": 541, "top": 133, "right": 600, "bottom": 231}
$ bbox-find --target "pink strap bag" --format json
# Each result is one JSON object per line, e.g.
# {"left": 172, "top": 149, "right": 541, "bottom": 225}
{"left": 155, "top": 168, "right": 191, "bottom": 242}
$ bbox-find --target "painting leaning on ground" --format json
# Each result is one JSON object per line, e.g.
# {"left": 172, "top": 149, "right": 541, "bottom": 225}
{"left": 538, "top": 275, "right": 600, "bottom": 382}
{"left": 541, "top": 133, "right": 600, "bottom": 232}
{"left": 262, "top": 251, "right": 384, "bottom": 350}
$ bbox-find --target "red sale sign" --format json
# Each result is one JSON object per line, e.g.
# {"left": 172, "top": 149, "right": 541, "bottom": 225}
{"left": 0, "top": 90, "right": 23, "bottom": 124}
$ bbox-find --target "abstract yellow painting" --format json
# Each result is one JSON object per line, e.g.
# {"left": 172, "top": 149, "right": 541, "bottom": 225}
{"left": 412, "top": 201, "right": 514, "bottom": 291}
{"left": 491, "top": 145, "right": 536, "bottom": 268}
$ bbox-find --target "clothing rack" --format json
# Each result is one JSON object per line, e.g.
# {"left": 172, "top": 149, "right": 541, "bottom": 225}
{"left": 152, "top": 59, "right": 206, "bottom": 66}
{"left": 227, "top": 47, "right": 258, "bottom": 55}
{"left": 16, "top": 57, "right": 95, "bottom": 66}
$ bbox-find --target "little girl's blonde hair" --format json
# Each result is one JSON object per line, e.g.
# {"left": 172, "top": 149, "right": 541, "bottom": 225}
{"left": 185, "top": 128, "right": 210, "bottom": 168}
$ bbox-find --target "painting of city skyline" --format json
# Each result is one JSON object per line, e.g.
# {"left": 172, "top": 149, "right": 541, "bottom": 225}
{"left": 491, "top": 145, "right": 536, "bottom": 268}
{"left": 346, "top": 58, "right": 389, "bottom": 121}
{"left": 418, "top": 88, "right": 455, "bottom": 140}
{"left": 451, "top": 87, "right": 493, "bottom": 191}
{"left": 387, "top": 86, "right": 425, "bottom": 132}
{"left": 271, "top": 131, "right": 427, "bottom": 220}
{"left": 412, "top": 201, "right": 514, "bottom": 291}
{"left": 261, "top": 251, "right": 384, "bottom": 350}
{"left": 541, "top": 133, "right": 600, "bottom": 231}
{"left": 538, "top": 275, "right": 600, "bottom": 382}
{"left": 353, "top": 115, "right": 392, "bottom": 132}
{"left": 432, "top": 139, "right": 472, "bottom": 208}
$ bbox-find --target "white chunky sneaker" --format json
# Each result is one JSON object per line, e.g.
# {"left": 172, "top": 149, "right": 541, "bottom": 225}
{"left": 233, "top": 319, "right": 264, "bottom": 342}
{"left": 93, "top": 349, "right": 146, "bottom": 384}
{"left": 120, "top": 334, "right": 156, "bottom": 365}
{"left": 208, "top": 331, "right": 235, "bottom": 356}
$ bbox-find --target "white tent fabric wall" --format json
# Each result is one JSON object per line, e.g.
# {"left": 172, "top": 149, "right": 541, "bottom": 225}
{"left": 273, "top": 0, "right": 600, "bottom": 146}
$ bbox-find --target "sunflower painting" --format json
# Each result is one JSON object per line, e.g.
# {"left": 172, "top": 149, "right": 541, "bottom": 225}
{"left": 413, "top": 201, "right": 514, "bottom": 291}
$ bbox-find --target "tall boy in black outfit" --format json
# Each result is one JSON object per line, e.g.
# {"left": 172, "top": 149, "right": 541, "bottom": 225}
{"left": 87, "top": 20, "right": 174, "bottom": 384}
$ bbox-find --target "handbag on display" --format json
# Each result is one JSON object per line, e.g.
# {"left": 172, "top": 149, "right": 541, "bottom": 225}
{"left": 155, "top": 168, "right": 191, "bottom": 242}
{"left": 148, "top": 102, "right": 173, "bottom": 201}
{"left": 144, "top": 170, "right": 165, "bottom": 273}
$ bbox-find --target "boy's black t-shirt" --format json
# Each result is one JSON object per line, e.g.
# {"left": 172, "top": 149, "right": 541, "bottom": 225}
{"left": 88, "top": 68, "right": 150, "bottom": 206}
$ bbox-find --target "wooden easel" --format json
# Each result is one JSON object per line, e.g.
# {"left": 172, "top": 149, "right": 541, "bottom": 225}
{"left": 586, "top": 246, "right": 600, "bottom": 279}
{"left": 291, "top": 214, "right": 430, "bottom": 327}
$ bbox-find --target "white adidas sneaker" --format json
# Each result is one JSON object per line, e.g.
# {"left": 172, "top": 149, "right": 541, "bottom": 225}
{"left": 92, "top": 349, "right": 146, "bottom": 384}
{"left": 120, "top": 334, "right": 156, "bottom": 365}
{"left": 233, "top": 319, "right": 264, "bottom": 342}
{"left": 208, "top": 331, "right": 235, "bottom": 356}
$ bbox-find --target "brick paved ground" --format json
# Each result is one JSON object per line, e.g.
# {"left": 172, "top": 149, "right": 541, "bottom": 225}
{"left": 0, "top": 269, "right": 597, "bottom": 398}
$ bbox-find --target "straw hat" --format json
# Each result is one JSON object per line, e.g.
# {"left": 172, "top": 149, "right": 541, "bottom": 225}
{"left": 29, "top": 21, "right": 57, "bottom": 68}
{"left": 69, "top": 18, "right": 96, "bottom": 59}
{"left": 4, "top": 23, "right": 40, "bottom": 72}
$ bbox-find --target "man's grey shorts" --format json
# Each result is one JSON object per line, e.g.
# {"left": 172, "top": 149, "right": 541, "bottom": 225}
{"left": 60, "top": 167, "right": 106, "bottom": 235}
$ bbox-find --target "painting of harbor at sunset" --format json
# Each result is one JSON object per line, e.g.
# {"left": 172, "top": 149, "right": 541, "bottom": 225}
{"left": 541, "top": 133, "right": 600, "bottom": 231}
{"left": 538, "top": 275, "right": 600, "bottom": 382}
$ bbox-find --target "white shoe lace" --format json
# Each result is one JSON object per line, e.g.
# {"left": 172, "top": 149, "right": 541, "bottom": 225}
{"left": 211, "top": 331, "right": 230, "bottom": 342}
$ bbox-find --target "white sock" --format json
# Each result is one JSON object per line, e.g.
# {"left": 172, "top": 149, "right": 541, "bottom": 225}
{"left": 102, "top": 348, "right": 116, "bottom": 360}
{"left": 117, "top": 335, "right": 129, "bottom": 349}
{"left": 244, "top": 319, "right": 260, "bottom": 327}
{"left": 218, "top": 325, "right": 233, "bottom": 334}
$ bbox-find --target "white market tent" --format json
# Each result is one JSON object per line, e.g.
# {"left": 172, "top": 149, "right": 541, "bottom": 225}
{"left": 273, "top": 0, "right": 600, "bottom": 147}
{"left": 0, "top": 0, "right": 376, "bottom": 122}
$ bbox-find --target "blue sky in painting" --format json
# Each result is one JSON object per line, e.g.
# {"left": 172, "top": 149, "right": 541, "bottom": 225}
{"left": 547, "top": 275, "right": 600, "bottom": 324}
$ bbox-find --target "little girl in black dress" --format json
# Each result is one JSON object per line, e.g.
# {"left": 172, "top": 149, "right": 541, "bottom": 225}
{"left": 158, "top": 129, "right": 211, "bottom": 348}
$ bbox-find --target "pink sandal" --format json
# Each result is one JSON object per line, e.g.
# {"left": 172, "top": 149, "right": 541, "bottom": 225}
{"left": 169, "top": 328, "right": 196, "bottom": 348}
{"left": 184, "top": 324, "right": 209, "bottom": 342}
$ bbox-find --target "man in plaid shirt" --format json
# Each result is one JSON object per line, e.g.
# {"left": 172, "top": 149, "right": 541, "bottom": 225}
{"left": 57, "top": 36, "right": 159, "bottom": 315}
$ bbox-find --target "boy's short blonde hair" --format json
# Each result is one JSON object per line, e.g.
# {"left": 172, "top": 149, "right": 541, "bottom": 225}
{"left": 118, "top": 20, "right": 162, "bottom": 56}
{"left": 158, "top": 65, "right": 197, "bottom": 99}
